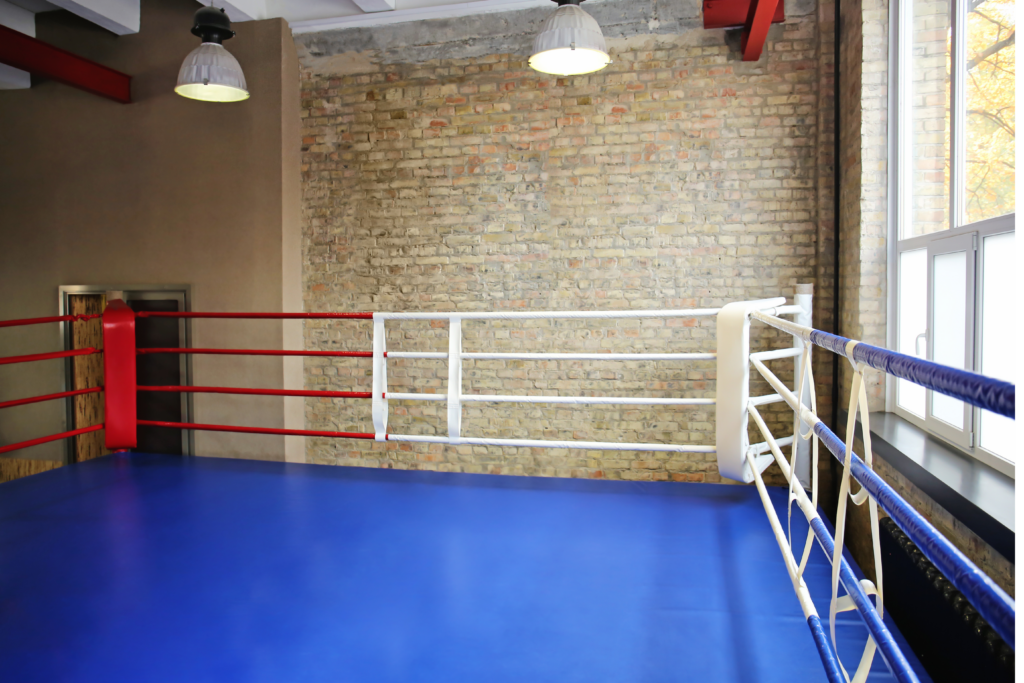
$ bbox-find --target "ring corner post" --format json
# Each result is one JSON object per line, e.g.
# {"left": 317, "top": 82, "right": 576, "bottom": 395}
{"left": 102, "top": 300, "right": 137, "bottom": 451}
{"left": 716, "top": 302, "right": 753, "bottom": 482}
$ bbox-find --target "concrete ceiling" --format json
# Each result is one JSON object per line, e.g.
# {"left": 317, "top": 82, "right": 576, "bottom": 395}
{"left": 214, "top": 0, "right": 558, "bottom": 34}
{"left": 0, "top": 0, "right": 563, "bottom": 89}
{"left": 2, "top": 0, "right": 564, "bottom": 38}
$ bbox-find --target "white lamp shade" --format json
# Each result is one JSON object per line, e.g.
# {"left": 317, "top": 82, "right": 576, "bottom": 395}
{"left": 529, "top": 4, "right": 610, "bottom": 76}
{"left": 175, "top": 42, "right": 249, "bottom": 102}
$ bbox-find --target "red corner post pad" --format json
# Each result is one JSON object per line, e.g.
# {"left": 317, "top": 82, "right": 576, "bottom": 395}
{"left": 103, "top": 300, "right": 137, "bottom": 450}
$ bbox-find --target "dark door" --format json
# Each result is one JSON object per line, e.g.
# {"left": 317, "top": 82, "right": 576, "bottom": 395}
{"left": 128, "top": 299, "right": 183, "bottom": 455}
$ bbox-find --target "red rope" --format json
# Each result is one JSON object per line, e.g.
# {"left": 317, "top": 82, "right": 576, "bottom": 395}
{"left": 0, "top": 313, "right": 102, "bottom": 329}
{"left": 137, "top": 420, "right": 376, "bottom": 440}
{"left": 135, "top": 312, "right": 373, "bottom": 319}
{"left": 136, "top": 348, "right": 373, "bottom": 358}
{"left": 0, "top": 423, "right": 104, "bottom": 456}
{"left": 0, "top": 387, "right": 102, "bottom": 411}
{"left": 138, "top": 386, "right": 372, "bottom": 399}
{"left": 0, "top": 347, "right": 100, "bottom": 366}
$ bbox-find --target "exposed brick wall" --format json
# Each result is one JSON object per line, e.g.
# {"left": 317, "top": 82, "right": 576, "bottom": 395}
{"left": 837, "top": 0, "right": 887, "bottom": 409}
{"left": 811, "top": 0, "right": 838, "bottom": 510}
{"left": 298, "top": 0, "right": 836, "bottom": 482}
{"left": 909, "top": 0, "right": 952, "bottom": 236}
{"left": 838, "top": 0, "right": 865, "bottom": 405}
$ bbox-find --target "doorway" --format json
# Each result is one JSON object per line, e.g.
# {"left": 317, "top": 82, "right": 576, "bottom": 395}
{"left": 60, "top": 286, "right": 193, "bottom": 460}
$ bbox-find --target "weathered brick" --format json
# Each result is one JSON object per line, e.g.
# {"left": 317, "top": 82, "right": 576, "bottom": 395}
{"left": 298, "top": 15, "right": 838, "bottom": 486}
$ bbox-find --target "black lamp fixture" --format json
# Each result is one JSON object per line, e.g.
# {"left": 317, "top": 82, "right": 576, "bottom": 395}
{"left": 175, "top": 6, "right": 249, "bottom": 102}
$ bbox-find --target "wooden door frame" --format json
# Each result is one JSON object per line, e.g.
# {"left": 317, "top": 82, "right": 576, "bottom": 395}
{"left": 58, "top": 285, "right": 194, "bottom": 462}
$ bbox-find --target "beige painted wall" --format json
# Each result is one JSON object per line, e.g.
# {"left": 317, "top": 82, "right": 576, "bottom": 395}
{"left": 0, "top": 0, "right": 302, "bottom": 461}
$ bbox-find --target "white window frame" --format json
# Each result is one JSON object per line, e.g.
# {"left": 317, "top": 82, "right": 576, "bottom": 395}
{"left": 887, "top": 0, "right": 1016, "bottom": 478}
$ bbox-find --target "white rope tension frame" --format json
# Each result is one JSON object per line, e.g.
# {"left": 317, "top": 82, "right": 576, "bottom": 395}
{"left": 364, "top": 298, "right": 808, "bottom": 455}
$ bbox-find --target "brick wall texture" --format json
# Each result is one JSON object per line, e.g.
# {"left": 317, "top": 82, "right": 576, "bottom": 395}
{"left": 298, "top": 0, "right": 838, "bottom": 483}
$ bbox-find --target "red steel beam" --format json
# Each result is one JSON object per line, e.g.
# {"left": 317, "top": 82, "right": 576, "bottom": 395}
{"left": 741, "top": 0, "right": 783, "bottom": 61}
{"left": 0, "top": 25, "right": 131, "bottom": 103}
{"left": 703, "top": 0, "right": 784, "bottom": 30}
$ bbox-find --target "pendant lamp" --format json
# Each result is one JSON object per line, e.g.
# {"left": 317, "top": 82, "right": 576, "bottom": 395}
{"left": 175, "top": 6, "right": 249, "bottom": 103}
{"left": 529, "top": 0, "right": 611, "bottom": 76}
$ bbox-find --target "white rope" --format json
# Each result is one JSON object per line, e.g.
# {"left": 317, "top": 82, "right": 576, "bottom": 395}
{"left": 827, "top": 340, "right": 884, "bottom": 683}
{"left": 386, "top": 434, "right": 716, "bottom": 453}
{"left": 788, "top": 346, "right": 820, "bottom": 578}
{"left": 751, "top": 337, "right": 888, "bottom": 683}
{"left": 375, "top": 308, "right": 724, "bottom": 321}
{"left": 459, "top": 395, "right": 714, "bottom": 406}
{"left": 461, "top": 352, "right": 715, "bottom": 361}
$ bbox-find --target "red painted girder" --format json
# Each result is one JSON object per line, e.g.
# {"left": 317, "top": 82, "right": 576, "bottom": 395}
{"left": 741, "top": 0, "right": 783, "bottom": 61}
{"left": 703, "top": 0, "right": 784, "bottom": 30}
{"left": 0, "top": 24, "right": 131, "bottom": 103}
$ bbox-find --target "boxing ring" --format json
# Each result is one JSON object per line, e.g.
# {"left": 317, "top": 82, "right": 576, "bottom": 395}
{"left": 0, "top": 292, "right": 1014, "bottom": 682}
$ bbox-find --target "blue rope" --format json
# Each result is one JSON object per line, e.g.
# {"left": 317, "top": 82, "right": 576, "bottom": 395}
{"left": 806, "top": 614, "right": 846, "bottom": 683}
{"left": 807, "top": 329, "right": 1015, "bottom": 418}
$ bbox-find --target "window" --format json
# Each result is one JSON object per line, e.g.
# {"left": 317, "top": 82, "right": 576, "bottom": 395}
{"left": 890, "top": 0, "right": 1015, "bottom": 475}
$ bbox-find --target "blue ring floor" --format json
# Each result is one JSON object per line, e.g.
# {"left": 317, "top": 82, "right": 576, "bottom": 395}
{"left": 0, "top": 453, "right": 930, "bottom": 682}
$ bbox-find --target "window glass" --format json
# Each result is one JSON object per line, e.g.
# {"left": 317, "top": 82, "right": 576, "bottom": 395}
{"left": 930, "top": 250, "right": 967, "bottom": 428}
{"left": 897, "top": 249, "right": 928, "bottom": 416}
{"left": 963, "top": 0, "right": 1015, "bottom": 223}
{"left": 909, "top": 0, "right": 952, "bottom": 238}
{"left": 979, "top": 232, "right": 1014, "bottom": 459}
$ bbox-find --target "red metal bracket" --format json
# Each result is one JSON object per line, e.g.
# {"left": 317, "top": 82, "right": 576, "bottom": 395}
{"left": 703, "top": 0, "right": 784, "bottom": 30}
{"left": 741, "top": 0, "right": 783, "bottom": 61}
{"left": 103, "top": 300, "right": 137, "bottom": 450}
{"left": 0, "top": 25, "right": 131, "bottom": 103}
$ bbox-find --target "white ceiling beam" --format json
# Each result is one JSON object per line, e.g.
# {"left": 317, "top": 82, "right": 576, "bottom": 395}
{"left": 197, "top": 0, "right": 267, "bottom": 23}
{"left": 47, "top": 0, "right": 139, "bottom": 35}
{"left": 0, "top": 0, "right": 33, "bottom": 89}
{"left": 0, "top": 0, "right": 34, "bottom": 35}
{"left": 352, "top": 0, "right": 395, "bottom": 12}
{"left": 290, "top": 0, "right": 550, "bottom": 33}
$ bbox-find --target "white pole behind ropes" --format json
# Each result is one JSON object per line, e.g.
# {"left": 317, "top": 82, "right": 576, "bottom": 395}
{"left": 371, "top": 316, "right": 388, "bottom": 441}
{"left": 375, "top": 308, "right": 723, "bottom": 321}
{"left": 447, "top": 317, "right": 463, "bottom": 442}
{"left": 793, "top": 284, "right": 814, "bottom": 487}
